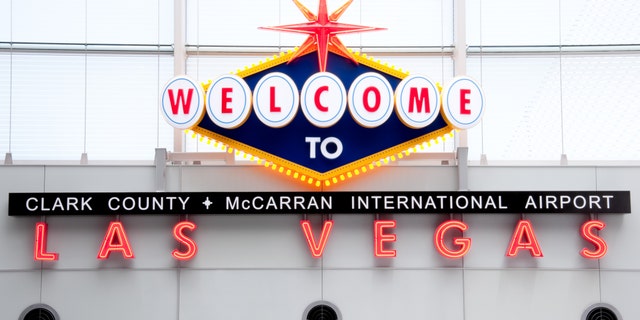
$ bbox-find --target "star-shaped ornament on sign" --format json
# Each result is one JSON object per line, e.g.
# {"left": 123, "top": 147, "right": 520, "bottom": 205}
{"left": 260, "top": 0, "right": 385, "bottom": 72}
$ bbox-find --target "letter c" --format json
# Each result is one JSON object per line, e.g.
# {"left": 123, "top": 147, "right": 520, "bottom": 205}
{"left": 314, "top": 86, "right": 329, "bottom": 112}
{"left": 26, "top": 198, "right": 38, "bottom": 211}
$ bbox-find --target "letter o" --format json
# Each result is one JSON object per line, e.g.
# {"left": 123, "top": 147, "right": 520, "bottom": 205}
{"left": 456, "top": 196, "right": 469, "bottom": 209}
{"left": 574, "top": 196, "right": 587, "bottom": 209}
{"left": 320, "top": 137, "right": 343, "bottom": 159}
{"left": 122, "top": 197, "right": 135, "bottom": 211}
{"left": 348, "top": 72, "right": 394, "bottom": 128}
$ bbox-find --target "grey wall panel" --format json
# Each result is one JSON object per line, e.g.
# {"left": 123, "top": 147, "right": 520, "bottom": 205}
{"left": 600, "top": 270, "right": 640, "bottom": 318}
{"left": 331, "top": 166, "right": 458, "bottom": 191}
{"left": 179, "top": 269, "right": 321, "bottom": 320}
{"left": 0, "top": 271, "right": 44, "bottom": 319}
{"left": 178, "top": 165, "right": 458, "bottom": 192}
{"left": 179, "top": 166, "right": 310, "bottom": 191}
{"left": 468, "top": 166, "right": 597, "bottom": 191}
{"left": 323, "top": 269, "right": 464, "bottom": 320}
{"left": 596, "top": 167, "right": 640, "bottom": 269}
{"left": 1, "top": 164, "right": 638, "bottom": 319}
{"left": 0, "top": 166, "right": 44, "bottom": 270}
{"left": 40, "top": 269, "right": 178, "bottom": 320}
{"left": 185, "top": 214, "right": 312, "bottom": 269}
{"left": 464, "top": 270, "right": 600, "bottom": 320}
{"left": 164, "top": 166, "right": 183, "bottom": 192}
{"left": 43, "top": 166, "right": 156, "bottom": 192}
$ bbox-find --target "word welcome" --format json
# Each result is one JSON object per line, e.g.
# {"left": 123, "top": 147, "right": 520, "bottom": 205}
{"left": 161, "top": 73, "right": 484, "bottom": 131}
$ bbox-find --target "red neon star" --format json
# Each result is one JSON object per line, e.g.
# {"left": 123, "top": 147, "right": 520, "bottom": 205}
{"left": 260, "top": 0, "right": 385, "bottom": 72}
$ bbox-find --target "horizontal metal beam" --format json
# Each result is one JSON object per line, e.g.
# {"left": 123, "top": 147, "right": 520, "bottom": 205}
{"left": 0, "top": 42, "right": 174, "bottom": 55}
{"left": 468, "top": 44, "right": 640, "bottom": 55}
{"left": 185, "top": 44, "right": 456, "bottom": 56}
{"left": 167, "top": 151, "right": 235, "bottom": 165}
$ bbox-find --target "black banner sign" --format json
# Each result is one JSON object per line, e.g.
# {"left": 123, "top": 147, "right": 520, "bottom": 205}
{"left": 8, "top": 191, "right": 631, "bottom": 216}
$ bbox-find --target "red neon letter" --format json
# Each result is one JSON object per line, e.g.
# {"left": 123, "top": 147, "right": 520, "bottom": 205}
{"left": 434, "top": 220, "right": 471, "bottom": 259}
{"left": 97, "top": 221, "right": 135, "bottom": 259}
{"left": 34, "top": 222, "right": 58, "bottom": 261}
{"left": 580, "top": 220, "right": 607, "bottom": 259}
{"left": 168, "top": 88, "right": 194, "bottom": 115}
{"left": 459, "top": 89, "right": 471, "bottom": 115}
{"left": 221, "top": 87, "right": 233, "bottom": 113}
{"left": 314, "top": 86, "right": 329, "bottom": 112}
{"left": 172, "top": 221, "right": 198, "bottom": 261}
{"left": 374, "top": 220, "right": 397, "bottom": 258}
{"left": 408, "top": 87, "right": 430, "bottom": 113}
{"left": 300, "top": 219, "right": 334, "bottom": 258}
{"left": 362, "top": 86, "right": 381, "bottom": 112}
{"left": 506, "top": 220, "right": 543, "bottom": 257}
{"left": 269, "top": 86, "right": 281, "bottom": 112}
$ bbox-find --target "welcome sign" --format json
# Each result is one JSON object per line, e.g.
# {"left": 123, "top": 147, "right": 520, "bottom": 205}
{"left": 160, "top": 0, "right": 485, "bottom": 187}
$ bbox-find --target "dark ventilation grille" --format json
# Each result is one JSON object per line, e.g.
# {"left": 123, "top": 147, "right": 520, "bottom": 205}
{"left": 303, "top": 301, "right": 341, "bottom": 320}
{"left": 583, "top": 303, "right": 621, "bottom": 320}
{"left": 20, "top": 304, "right": 59, "bottom": 320}
{"left": 307, "top": 304, "right": 338, "bottom": 320}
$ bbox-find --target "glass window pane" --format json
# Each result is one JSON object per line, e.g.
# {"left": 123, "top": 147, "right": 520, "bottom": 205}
{"left": 561, "top": 54, "right": 640, "bottom": 160}
{"left": 357, "top": 0, "right": 454, "bottom": 48}
{"left": 11, "top": 0, "right": 86, "bottom": 43}
{"left": 188, "top": 0, "right": 454, "bottom": 48}
{"left": 88, "top": 0, "right": 172, "bottom": 44}
{"left": 467, "top": 53, "right": 640, "bottom": 162}
{"left": 4, "top": 0, "right": 172, "bottom": 44}
{"left": 1, "top": 53, "right": 173, "bottom": 161}
{"left": 466, "top": 55, "right": 563, "bottom": 161}
{"left": 10, "top": 53, "right": 86, "bottom": 160}
{"left": 560, "top": 1, "right": 640, "bottom": 45}
{"left": 0, "top": 0, "right": 10, "bottom": 42}
{"left": 187, "top": 0, "right": 280, "bottom": 47}
{"left": 0, "top": 53, "right": 9, "bottom": 153}
{"left": 468, "top": 0, "right": 640, "bottom": 46}
{"left": 86, "top": 54, "right": 174, "bottom": 160}
{"left": 186, "top": 55, "right": 270, "bottom": 82}
{"left": 467, "top": 0, "right": 560, "bottom": 46}
{"left": 377, "top": 54, "right": 454, "bottom": 83}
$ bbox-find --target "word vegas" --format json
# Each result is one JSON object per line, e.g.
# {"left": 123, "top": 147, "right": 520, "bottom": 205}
{"left": 32, "top": 219, "right": 608, "bottom": 261}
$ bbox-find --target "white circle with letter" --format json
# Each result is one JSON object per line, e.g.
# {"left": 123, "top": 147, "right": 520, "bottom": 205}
{"left": 253, "top": 72, "right": 299, "bottom": 128}
{"left": 300, "top": 72, "right": 347, "bottom": 128}
{"left": 206, "top": 74, "right": 252, "bottom": 129}
{"left": 394, "top": 75, "right": 440, "bottom": 129}
{"left": 348, "top": 72, "right": 394, "bottom": 128}
{"left": 442, "top": 76, "right": 485, "bottom": 129}
{"left": 160, "top": 76, "right": 205, "bottom": 129}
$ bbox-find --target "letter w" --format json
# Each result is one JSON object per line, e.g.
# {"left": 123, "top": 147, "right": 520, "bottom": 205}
{"left": 168, "top": 88, "right": 194, "bottom": 115}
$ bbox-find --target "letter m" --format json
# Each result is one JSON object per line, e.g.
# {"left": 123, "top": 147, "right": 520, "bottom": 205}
{"left": 168, "top": 88, "right": 194, "bottom": 115}
{"left": 408, "top": 87, "right": 430, "bottom": 113}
